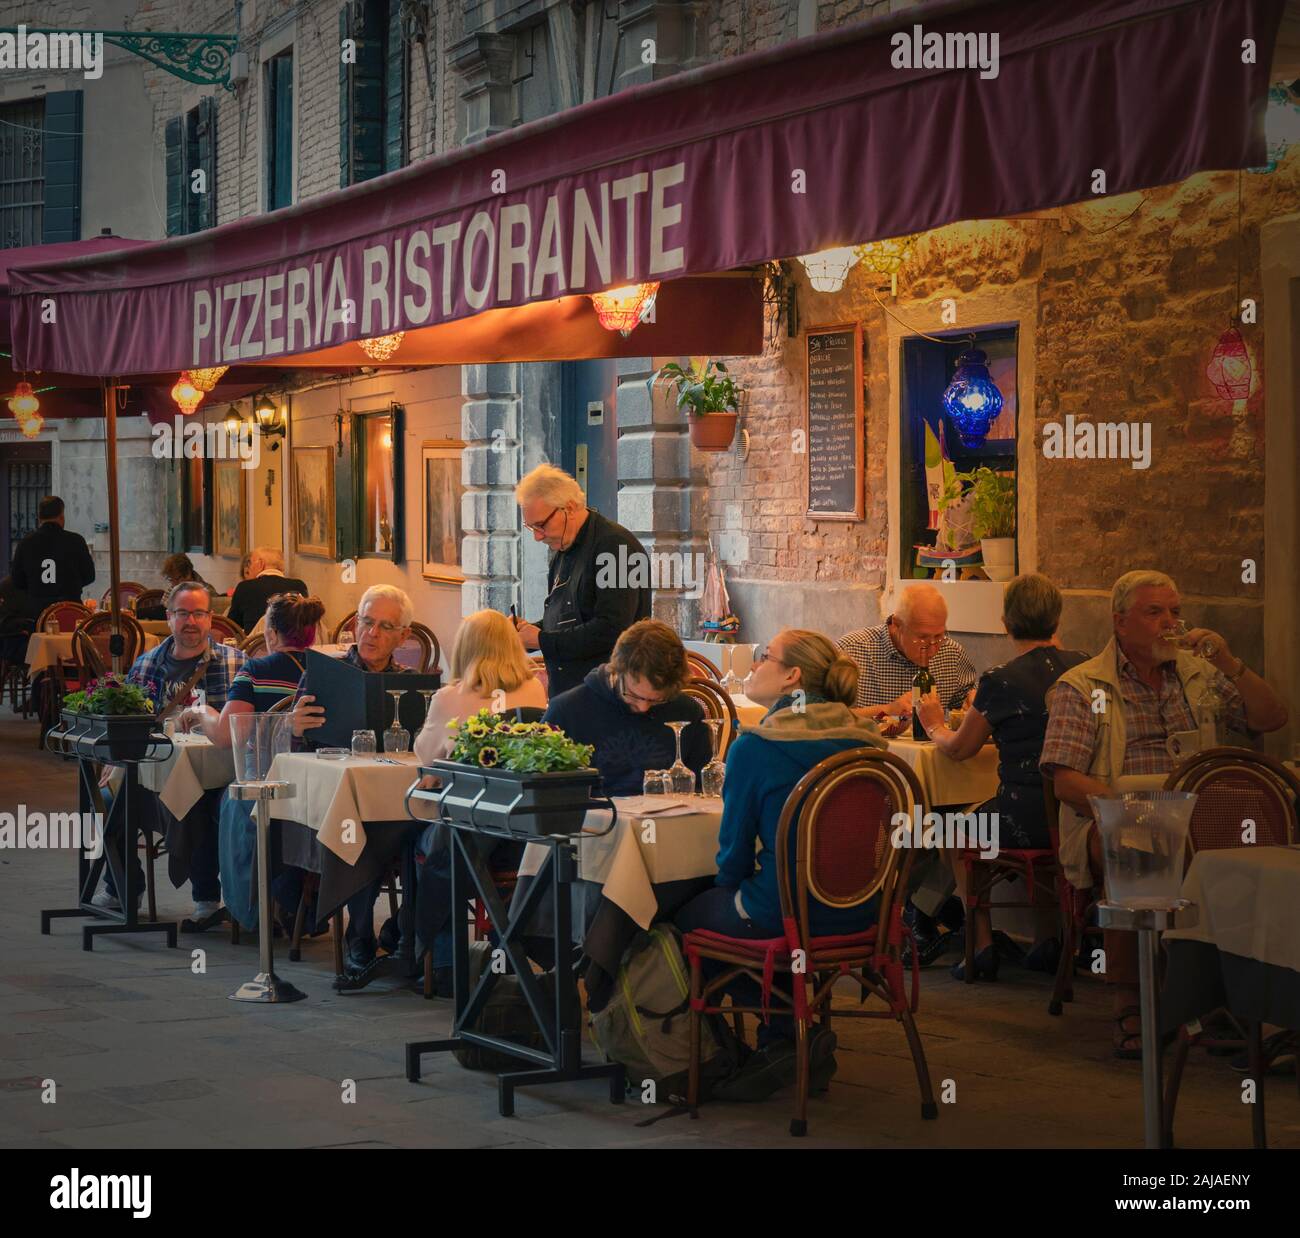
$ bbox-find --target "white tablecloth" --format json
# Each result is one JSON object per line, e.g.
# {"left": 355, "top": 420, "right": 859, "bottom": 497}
{"left": 267, "top": 750, "right": 434, "bottom": 865}
{"left": 519, "top": 795, "right": 724, "bottom": 929}
{"left": 883, "top": 737, "right": 1000, "bottom": 809}
{"left": 683, "top": 641, "right": 758, "bottom": 680}
{"left": 24, "top": 629, "right": 161, "bottom": 675}
{"left": 1164, "top": 846, "right": 1300, "bottom": 974}
{"left": 138, "top": 735, "right": 235, "bottom": 819}
{"left": 729, "top": 693, "right": 767, "bottom": 726}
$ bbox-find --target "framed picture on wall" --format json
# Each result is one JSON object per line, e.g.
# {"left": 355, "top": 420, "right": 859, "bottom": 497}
{"left": 212, "top": 462, "right": 245, "bottom": 559}
{"left": 421, "top": 440, "right": 465, "bottom": 583}
{"left": 292, "top": 445, "right": 335, "bottom": 559}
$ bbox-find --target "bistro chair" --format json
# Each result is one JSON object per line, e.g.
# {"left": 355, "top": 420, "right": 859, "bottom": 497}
{"left": 30, "top": 602, "right": 92, "bottom": 738}
{"left": 680, "top": 677, "right": 741, "bottom": 758}
{"left": 0, "top": 613, "right": 36, "bottom": 713}
{"left": 1161, "top": 748, "right": 1300, "bottom": 1148}
{"left": 100, "top": 581, "right": 148, "bottom": 611}
{"left": 239, "top": 632, "right": 267, "bottom": 657}
{"left": 1042, "top": 780, "right": 1102, "bottom": 1018}
{"left": 683, "top": 747, "right": 938, "bottom": 1136}
{"left": 331, "top": 611, "right": 358, "bottom": 644}
{"left": 72, "top": 612, "right": 145, "bottom": 681}
{"left": 685, "top": 651, "right": 722, "bottom": 683}
{"left": 132, "top": 587, "right": 167, "bottom": 620}
{"left": 208, "top": 613, "right": 245, "bottom": 645}
{"left": 34, "top": 600, "right": 91, "bottom": 633}
{"left": 394, "top": 621, "right": 440, "bottom": 673}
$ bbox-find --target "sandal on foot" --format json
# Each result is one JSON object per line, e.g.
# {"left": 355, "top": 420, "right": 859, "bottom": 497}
{"left": 1114, "top": 1006, "right": 1142, "bottom": 1060}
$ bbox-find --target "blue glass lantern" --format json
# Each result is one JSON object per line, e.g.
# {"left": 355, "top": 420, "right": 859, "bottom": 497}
{"left": 942, "top": 349, "right": 1004, "bottom": 448}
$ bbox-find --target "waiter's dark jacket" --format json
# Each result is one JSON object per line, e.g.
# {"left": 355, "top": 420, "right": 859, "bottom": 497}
{"left": 11, "top": 520, "right": 96, "bottom": 606}
{"left": 539, "top": 509, "right": 651, "bottom": 698}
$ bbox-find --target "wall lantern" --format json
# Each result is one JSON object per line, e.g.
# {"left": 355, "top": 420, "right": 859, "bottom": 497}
{"left": 1205, "top": 326, "right": 1253, "bottom": 401}
{"left": 854, "top": 235, "right": 917, "bottom": 296}
{"left": 942, "top": 348, "right": 1004, "bottom": 448}
{"left": 190, "top": 365, "right": 230, "bottom": 392}
{"left": 223, "top": 407, "right": 244, "bottom": 435}
{"left": 590, "top": 283, "right": 660, "bottom": 335}
{"left": 795, "top": 247, "right": 859, "bottom": 293}
{"left": 171, "top": 372, "right": 204, "bottom": 415}
{"left": 7, "top": 380, "right": 40, "bottom": 418}
{"left": 359, "top": 332, "right": 406, "bottom": 362}
{"left": 253, "top": 394, "right": 286, "bottom": 449}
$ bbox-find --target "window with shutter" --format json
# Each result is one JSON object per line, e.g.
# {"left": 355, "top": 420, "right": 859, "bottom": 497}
{"left": 165, "top": 116, "right": 184, "bottom": 238}
{"left": 265, "top": 48, "right": 294, "bottom": 210}
{"left": 42, "top": 91, "right": 82, "bottom": 244}
{"left": 340, "top": 0, "right": 386, "bottom": 186}
{"left": 195, "top": 96, "right": 217, "bottom": 231}
{"left": 384, "top": 0, "right": 408, "bottom": 174}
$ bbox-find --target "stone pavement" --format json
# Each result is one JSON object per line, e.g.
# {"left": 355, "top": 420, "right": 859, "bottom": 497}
{"left": 1, "top": 707, "right": 1295, "bottom": 1150}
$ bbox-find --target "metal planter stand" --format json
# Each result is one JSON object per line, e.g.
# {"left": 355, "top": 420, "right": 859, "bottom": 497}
{"left": 39, "top": 713, "right": 177, "bottom": 951}
{"left": 227, "top": 781, "right": 305, "bottom": 1004}
{"left": 402, "top": 773, "right": 624, "bottom": 1117}
{"left": 1096, "top": 899, "right": 1198, "bottom": 1149}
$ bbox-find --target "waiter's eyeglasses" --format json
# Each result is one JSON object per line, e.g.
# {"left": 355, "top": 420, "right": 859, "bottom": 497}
{"left": 523, "top": 506, "right": 563, "bottom": 534}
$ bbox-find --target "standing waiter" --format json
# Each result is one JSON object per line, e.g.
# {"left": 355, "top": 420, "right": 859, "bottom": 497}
{"left": 11, "top": 495, "right": 96, "bottom": 607}
{"left": 513, "top": 464, "right": 650, "bottom": 698}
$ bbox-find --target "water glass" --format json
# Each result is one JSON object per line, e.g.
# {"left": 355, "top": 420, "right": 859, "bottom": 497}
{"left": 351, "top": 729, "right": 377, "bottom": 758}
{"left": 383, "top": 726, "right": 410, "bottom": 753}
{"left": 162, "top": 717, "right": 177, "bottom": 740}
{"left": 642, "top": 770, "right": 668, "bottom": 796}
{"left": 701, "top": 762, "right": 725, "bottom": 798}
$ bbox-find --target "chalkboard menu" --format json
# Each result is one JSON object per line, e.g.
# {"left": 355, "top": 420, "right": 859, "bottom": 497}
{"left": 805, "top": 323, "right": 864, "bottom": 520}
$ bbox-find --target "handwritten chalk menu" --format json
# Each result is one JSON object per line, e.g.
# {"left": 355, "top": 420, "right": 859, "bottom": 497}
{"left": 805, "top": 323, "right": 865, "bottom": 520}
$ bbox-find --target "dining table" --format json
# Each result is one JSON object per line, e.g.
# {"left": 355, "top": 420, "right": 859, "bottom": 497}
{"left": 884, "top": 736, "right": 1000, "bottom": 810}
{"left": 24, "top": 628, "right": 162, "bottom": 675}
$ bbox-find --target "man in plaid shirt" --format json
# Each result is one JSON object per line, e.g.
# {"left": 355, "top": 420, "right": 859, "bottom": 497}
{"left": 94, "top": 582, "right": 245, "bottom": 922}
{"left": 1040, "top": 569, "right": 1287, "bottom": 1058}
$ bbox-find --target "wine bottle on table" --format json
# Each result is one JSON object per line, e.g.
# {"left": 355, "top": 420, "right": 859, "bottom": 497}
{"left": 911, "top": 666, "right": 935, "bottom": 741}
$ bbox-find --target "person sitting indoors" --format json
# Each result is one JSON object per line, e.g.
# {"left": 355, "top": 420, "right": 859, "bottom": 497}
{"left": 915, "top": 573, "right": 1087, "bottom": 980}
{"left": 411, "top": 609, "right": 549, "bottom": 996}
{"left": 674, "top": 629, "right": 885, "bottom": 1101}
{"left": 228, "top": 552, "right": 255, "bottom": 598}
{"left": 227, "top": 546, "right": 308, "bottom": 634}
{"left": 290, "top": 585, "right": 419, "bottom": 974}
{"left": 93, "top": 581, "right": 247, "bottom": 920}
{"left": 838, "top": 583, "right": 977, "bottom": 954}
{"left": 202, "top": 593, "right": 324, "bottom": 933}
{"left": 1040, "top": 569, "right": 1287, "bottom": 1059}
{"left": 137, "top": 553, "right": 212, "bottom": 620}
{"left": 542, "top": 618, "right": 710, "bottom": 797}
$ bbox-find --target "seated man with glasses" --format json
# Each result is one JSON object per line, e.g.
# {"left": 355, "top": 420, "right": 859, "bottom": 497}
{"left": 92, "top": 581, "right": 247, "bottom": 923}
{"left": 542, "top": 618, "right": 710, "bottom": 796}
{"left": 290, "top": 584, "right": 418, "bottom": 976}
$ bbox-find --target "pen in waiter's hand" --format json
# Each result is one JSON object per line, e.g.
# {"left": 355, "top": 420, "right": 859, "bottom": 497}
{"left": 509, "top": 604, "right": 518, "bottom": 628}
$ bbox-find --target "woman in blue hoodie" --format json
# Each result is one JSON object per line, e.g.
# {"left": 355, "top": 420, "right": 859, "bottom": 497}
{"left": 675, "top": 627, "right": 885, "bottom": 1100}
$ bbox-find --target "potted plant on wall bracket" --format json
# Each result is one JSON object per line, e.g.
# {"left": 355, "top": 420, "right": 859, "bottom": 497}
{"left": 422, "top": 709, "right": 610, "bottom": 838}
{"left": 653, "top": 357, "right": 742, "bottom": 452}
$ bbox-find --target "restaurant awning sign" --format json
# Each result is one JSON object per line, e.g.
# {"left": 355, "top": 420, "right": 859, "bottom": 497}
{"left": 7, "top": 0, "right": 1285, "bottom": 377}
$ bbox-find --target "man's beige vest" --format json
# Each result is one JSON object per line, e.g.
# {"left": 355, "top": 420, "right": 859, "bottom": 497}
{"left": 1050, "top": 638, "right": 1214, "bottom": 888}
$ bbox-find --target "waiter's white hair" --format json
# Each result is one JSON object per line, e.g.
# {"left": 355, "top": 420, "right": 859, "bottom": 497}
{"left": 1111, "top": 570, "right": 1177, "bottom": 616}
{"left": 254, "top": 546, "right": 285, "bottom": 572}
{"left": 893, "top": 583, "right": 948, "bottom": 626}
{"left": 358, "top": 584, "right": 414, "bottom": 627}
{"left": 516, "top": 463, "right": 584, "bottom": 509}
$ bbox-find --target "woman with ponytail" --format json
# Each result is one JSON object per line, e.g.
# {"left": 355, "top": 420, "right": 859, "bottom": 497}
{"left": 675, "top": 628, "right": 886, "bottom": 1101}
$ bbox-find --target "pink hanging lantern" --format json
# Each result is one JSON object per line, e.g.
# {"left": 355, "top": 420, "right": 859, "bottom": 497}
{"left": 1205, "top": 327, "right": 1252, "bottom": 401}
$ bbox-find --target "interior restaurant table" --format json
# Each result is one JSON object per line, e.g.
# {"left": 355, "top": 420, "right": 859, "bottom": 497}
{"left": 883, "top": 736, "right": 999, "bottom": 809}
{"left": 24, "top": 628, "right": 162, "bottom": 675}
{"left": 514, "top": 795, "right": 724, "bottom": 1010}
{"left": 267, "top": 750, "right": 436, "bottom": 983}
{"left": 682, "top": 641, "right": 758, "bottom": 681}
{"left": 1161, "top": 845, "right": 1300, "bottom": 1146}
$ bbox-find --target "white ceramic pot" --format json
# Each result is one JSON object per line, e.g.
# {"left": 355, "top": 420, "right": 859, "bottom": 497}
{"left": 980, "top": 537, "right": 1016, "bottom": 581}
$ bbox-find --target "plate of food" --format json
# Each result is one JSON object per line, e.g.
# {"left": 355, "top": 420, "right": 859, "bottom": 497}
{"left": 877, "top": 714, "right": 910, "bottom": 739}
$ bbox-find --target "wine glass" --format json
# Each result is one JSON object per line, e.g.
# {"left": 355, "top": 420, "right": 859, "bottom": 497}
{"left": 1160, "top": 620, "right": 1218, "bottom": 660}
{"left": 664, "top": 721, "right": 696, "bottom": 795}
{"left": 700, "top": 719, "right": 725, "bottom": 798}
{"left": 417, "top": 689, "right": 436, "bottom": 725}
{"left": 384, "top": 689, "right": 410, "bottom": 753}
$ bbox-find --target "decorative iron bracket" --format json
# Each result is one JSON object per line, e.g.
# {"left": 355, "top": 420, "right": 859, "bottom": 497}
{"left": 0, "top": 28, "right": 239, "bottom": 90}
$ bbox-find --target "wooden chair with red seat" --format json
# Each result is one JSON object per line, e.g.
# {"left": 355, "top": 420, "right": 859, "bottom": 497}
{"left": 100, "top": 581, "right": 148, "bottom": 611}
{"left": 31, "top": 601, "right": 91, "bottom": 736}
{"left": 1160, "top": 747, "right": 1300, "bottom": 1148}
{"left": 1041, "top": 780, "right": 1102, "bottom": 1017}
{"left": 680, "top": 677, "right": 741, "bottom": 759}
{"left": 208, "top": 613, "right": 245, "bottom": 646}
{"left": 684, "top": 746, "right": 938, "bottom": 1136}
{"left": 132, "top": 588, "right": 167, "bottom": 620}
{"left": 685, "top": 652, "right": 722, "bottom": 683}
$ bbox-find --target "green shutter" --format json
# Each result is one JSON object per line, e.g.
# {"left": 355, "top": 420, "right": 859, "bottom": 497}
{"left": 335, "top": 411, "right": 359, "bottom": 562}
{"left": 165, "top": 116, "right": 184, "bottom": 236}
{"left": 338, "top": 6, "right": 351, "bottom": 188}
{"left": 266, "top": 51, "right": 293, "bottom": 210}
{"left": 167, "top": 460, "right": 183, "bottom": 554}
{"left": 389, "top": 403, "right": 405, "bottom": 563}
{"left": 195, "top": 97, "right": 217, "bottom": 231}
{"left": 42, "top": 90, "right": 82, "bottom": 242}
{"left": 384, "top": 0, "right": 407, "bottom": 174}
{"left": 340, "top": 0, "right": 386, "bottom": 186}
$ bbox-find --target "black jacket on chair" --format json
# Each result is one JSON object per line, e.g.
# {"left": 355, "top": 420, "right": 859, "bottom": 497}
{"left": 10, "top": 521, "right": 96, "bottom": 606}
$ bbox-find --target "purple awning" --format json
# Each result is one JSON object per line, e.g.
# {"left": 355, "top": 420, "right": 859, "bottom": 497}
{"left": 7, "top": 0, "right": 1285, "bottom": 377}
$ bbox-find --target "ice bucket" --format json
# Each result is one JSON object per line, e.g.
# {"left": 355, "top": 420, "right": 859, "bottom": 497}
{"left": 229, "top": 712, "right": 292, "bottom": 784}
{"left": 1089, "top": 791, "right": 1197, "bottom": 908}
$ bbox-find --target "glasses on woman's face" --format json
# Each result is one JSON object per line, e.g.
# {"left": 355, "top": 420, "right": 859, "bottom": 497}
{"left": 752, "top": 649, "right": 787, "bottom": 668}
{"left": 523, "top": 506, "right": 562, "bottom": 535}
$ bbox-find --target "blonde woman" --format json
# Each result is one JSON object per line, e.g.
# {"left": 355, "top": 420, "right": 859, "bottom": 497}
{"left": 414, "top": 609, "right": 548, "bottom": 763}
{"left": 674, "top": 628, "right": 885, "bottom": 1101}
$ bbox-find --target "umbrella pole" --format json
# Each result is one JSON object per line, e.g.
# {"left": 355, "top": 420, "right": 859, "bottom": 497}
{"left": 101, "top": 379, "right": 124, "bottom": 674}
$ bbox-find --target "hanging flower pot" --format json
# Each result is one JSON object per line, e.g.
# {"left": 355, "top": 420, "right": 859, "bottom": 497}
{"left": 688, "top": 410, "right": 740, "bottom": 452}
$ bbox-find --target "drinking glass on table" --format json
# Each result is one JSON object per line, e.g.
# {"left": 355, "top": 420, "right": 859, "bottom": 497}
{"left": 700, "top": 719, "right": 726, "bottom": 798}
{"left": 642, "top": 769, "right": 668, "bottom": 796}
{"left": 664, "top": 721, "right": 696, "bottom": 795}
{"left": 383, "top": 689, "right": 410, "bottom": 752}
{"left": 351, "top": 729, "right": 377, "bottom": 758}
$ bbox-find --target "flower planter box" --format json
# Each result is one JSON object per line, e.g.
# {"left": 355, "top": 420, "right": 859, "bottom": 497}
{"left": 423, "top": 760, "right": 604, "bottom": 838}
{"left": 48, "top": 710, "right": 166, "bottom": 764}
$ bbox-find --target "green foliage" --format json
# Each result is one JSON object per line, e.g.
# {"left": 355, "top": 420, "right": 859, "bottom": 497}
{"left": 652, "top": 359, "right": 740, "bottom": 416}
{"left": 446, "top": 708, "right": 594, "bottom": 774}
{"left": 936, "top": 466, "right": 1015, "bottom": 539}
{"left": 62, "top": 674, "right": 155, "bottom": 717}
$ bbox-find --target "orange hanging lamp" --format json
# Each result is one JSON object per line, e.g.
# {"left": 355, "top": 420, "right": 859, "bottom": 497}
{"left": 7, "top": 380, "right": 40, "bottom": 418}
{"left": 171, "top": 372, "right": 205, "bottom": 415}
{"left": 589, "top": 283, "right": 659, "bottom": 335}
{"left": 359, "top": 332, "right": 405, "bottom": 362}
{"left": 190, "top": 365, "right": 230, "bottom": 392}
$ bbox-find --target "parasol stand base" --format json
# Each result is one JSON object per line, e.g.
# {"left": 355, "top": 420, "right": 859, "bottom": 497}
{"left": 229, "top": 972, "right": 307, "bottom": 1004}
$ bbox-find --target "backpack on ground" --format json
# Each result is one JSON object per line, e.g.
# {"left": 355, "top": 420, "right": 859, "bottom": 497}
{"left": 589, "top": 924, "right": 743, "bottom": 1105}
{"left": 453, "top": 940, "right": 556, "bottom": 1072}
